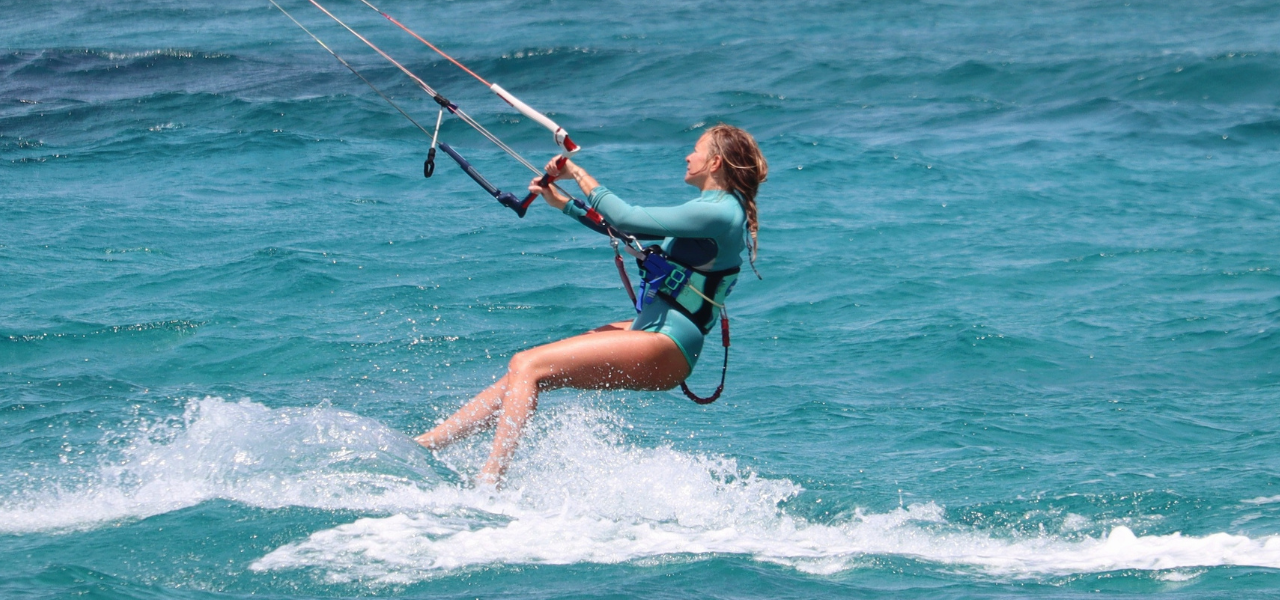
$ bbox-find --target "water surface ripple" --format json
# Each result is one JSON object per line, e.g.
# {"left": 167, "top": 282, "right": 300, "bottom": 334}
{"left": 2, "top": 0, "right": 1279, "bottom": 598}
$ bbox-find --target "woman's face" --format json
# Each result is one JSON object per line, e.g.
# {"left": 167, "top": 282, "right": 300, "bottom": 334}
{"left": 684, "top": 134, "right": 722, "bottom": 189}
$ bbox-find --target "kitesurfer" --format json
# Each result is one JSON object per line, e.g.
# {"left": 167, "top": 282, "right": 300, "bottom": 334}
{"left": 415, "top": 124, "right": 767, "bottom": 486}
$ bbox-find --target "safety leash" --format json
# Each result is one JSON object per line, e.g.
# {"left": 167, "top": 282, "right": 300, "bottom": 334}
{"left": 681, "top": 312, "right": 730, "bottom": 404}
{"left": 611, "top": 238, "right": 639, "bottom": 307}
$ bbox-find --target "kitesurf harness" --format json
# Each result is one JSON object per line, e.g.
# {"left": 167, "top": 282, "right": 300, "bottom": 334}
{"left": 632, "top": 246, "right": 737, "bottom": 404}
{"left": 270, "top": 0, "right": 732, "bottom": 403}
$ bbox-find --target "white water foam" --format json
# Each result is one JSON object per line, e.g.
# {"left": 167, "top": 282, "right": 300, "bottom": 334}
{"left": 0, "top": 397, "right": 449, "bottom": 534}
{"left": 5, "top": 397, "right": 1280, "bottom": 583}
{"left": 249, "top": 403, "right": 1280, "bottom": 584}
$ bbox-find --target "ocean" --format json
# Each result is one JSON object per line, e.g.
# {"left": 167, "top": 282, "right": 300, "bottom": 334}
{"left": 2, "top": 0, "right": 1279, "bottom": 597}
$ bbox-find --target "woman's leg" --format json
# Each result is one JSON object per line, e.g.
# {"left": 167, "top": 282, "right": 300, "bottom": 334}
{"left": 413, "top": 376, "right": 510, "bottom": 450}
{"left": 478, "top": 326, "right": 690, "bottom": 484}
{"left": 414, "top": 320, "right": 641, "bottom": 451}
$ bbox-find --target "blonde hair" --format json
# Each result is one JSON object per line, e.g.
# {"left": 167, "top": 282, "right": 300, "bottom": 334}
{"left": 704, "top": 124, "right": 767, "bottom": 272}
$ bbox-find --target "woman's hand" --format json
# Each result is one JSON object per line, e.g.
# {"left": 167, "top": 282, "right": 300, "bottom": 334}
{"left": 544, "top": 157, "right": 579, "bottom": 180}
{"left": 532, "top": 157, "right": 599, "bottom": 210}
{"left": 545, "top": 157, "right": 599, "bottom": 198}
{"left": 531, "top": 176, "right": 570, "bottom": 210}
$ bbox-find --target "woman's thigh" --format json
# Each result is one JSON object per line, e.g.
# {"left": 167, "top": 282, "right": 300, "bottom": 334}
{"left": 585, "top": 320, "right": 634, "bottom": 334}
{"left": 513, "top": 328, "right": 690, "bottom": 392}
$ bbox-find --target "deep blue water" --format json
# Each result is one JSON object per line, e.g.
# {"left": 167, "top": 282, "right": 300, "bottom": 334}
{"left": 3, "top": 0, "right": 1280, "bottom": 597}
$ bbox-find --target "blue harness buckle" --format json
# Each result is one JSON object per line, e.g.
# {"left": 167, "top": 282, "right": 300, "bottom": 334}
{"left": 636, "top": 250, "right": 689, "bottom": 312}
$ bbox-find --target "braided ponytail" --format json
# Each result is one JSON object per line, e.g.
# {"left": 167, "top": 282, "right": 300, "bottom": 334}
{"left": 704, "top": 124, "right": 766, "bottom": 275}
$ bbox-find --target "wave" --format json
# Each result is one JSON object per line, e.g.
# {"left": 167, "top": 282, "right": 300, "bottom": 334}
{"left": 249, "top": 403, "right": 1280, "bottom": 584}
{"left": 7, "top": 48, "right": 235, "bottom": 78}
{"left": 1, "top": 319, "right": 206, "bottom": 370}
{"left": 2, "top": 319, "right": 201, "bottom": 344}
{"left": 3, "top": 398, "right": 1278, "bottom": 585}
{"left": 254, "top": 505, "right": 1280, "bottom": 585}
{"left": 0, "top": 397, "right": 449, "bottom": 534}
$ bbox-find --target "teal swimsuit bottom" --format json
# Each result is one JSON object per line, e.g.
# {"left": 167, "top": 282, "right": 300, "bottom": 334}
{"left": 630, "top": 295, "right": 706, "bottom": 369}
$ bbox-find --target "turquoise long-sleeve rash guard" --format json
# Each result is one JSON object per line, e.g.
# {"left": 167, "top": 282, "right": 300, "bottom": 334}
{"left": 562, "top": 186, "right": 747, "bottom": 368}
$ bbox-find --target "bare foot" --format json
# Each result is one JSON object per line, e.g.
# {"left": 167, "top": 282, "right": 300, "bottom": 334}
{"left": 414, "top": 431, "right": 447, "bottom": 450}
{"left": 475, "top": 470, "right": 501, "bottom": 490}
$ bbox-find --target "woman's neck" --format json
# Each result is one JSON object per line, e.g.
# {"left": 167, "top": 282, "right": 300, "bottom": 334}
{"left": 698, "top": 177, "right": 726, "bottom": 192}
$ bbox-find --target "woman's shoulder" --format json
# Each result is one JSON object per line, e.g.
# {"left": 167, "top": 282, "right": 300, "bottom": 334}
{"left": 678, "top": 191, "right": 744, "bottom": 235}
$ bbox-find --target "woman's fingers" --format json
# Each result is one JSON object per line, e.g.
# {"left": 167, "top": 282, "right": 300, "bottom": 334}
{"left": 544, "top": 157, "right": 579, "bottom": 180}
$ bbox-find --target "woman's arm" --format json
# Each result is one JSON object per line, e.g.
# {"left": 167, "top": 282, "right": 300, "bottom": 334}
{"left": 556, "top": 159, "right": 599, "bottom": 197}
{"left": 589, "top": 186, "right": 736, "bottom": 239}
{"left": 532, "top": 158, "right": 734, "bottom": 239}
{"left": 528, "top": 158, "right": 597, "bottom": 211}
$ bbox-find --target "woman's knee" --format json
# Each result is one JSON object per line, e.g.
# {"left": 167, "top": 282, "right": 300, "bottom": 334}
{"left": 508, "top": 350, "right": 529, "bottom": 373}
{"left": 508, "top": 349, "right": 547, "bottom": 381}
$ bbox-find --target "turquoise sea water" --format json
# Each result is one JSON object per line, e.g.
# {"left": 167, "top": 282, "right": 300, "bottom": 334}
{"left": 3, "top": 0, "right": 1280, "bottom": 597}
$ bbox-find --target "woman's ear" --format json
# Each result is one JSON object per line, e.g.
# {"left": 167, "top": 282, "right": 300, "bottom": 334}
{"left": 708, "top": 154, "right": 724, "bottom": 174}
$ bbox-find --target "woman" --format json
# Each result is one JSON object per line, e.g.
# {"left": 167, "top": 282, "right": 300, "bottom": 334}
{"left": 415, "top": 124, "right": 766, "bottom": 485}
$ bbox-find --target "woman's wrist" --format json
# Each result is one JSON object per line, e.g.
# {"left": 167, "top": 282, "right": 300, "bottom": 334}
{"left": 544, "top": 184, "right": 569, "bottom": 210}
{"left": 571, "top": 169, "right": 598, "bottom": 197}
{"left": 556, "top": 159, "right": 580, "bottom": 180}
